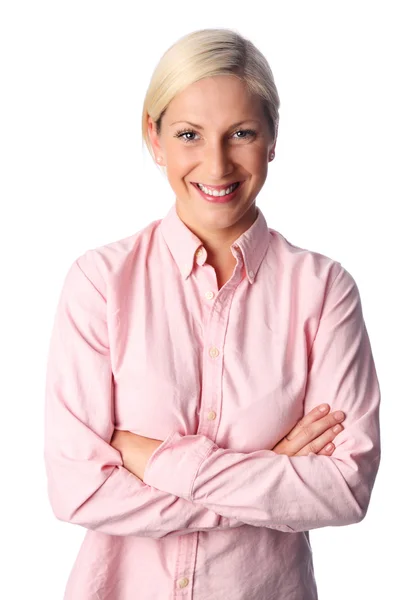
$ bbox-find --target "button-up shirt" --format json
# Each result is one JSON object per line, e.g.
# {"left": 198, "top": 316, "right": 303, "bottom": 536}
{"left": 44, "top": 202, "right": 381, "bottom": 600}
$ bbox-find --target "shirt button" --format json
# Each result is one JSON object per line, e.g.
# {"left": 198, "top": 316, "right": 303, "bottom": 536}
{"left": 249, "top": 269, "right": 254, "bottom": 278}
{"left": 207, "top": 410, "right": 216, "bottom": 421}
{"left": 209, "top": 346, "right": 219, "bottom": 358}
{"left": 205, "top": 290, "right": 214, "bottom": 300}
{"left": 195, "top": 247, "right": 204, "bottom": 258}
{"left": 178, "top": 577, "right": 189, "bottom": 588}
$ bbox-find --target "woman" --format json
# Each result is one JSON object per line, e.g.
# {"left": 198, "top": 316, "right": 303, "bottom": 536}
{"left": 44, "top": 28, "right": 381, "bottom": 600}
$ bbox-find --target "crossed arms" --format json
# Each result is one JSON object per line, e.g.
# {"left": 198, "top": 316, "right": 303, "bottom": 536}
{"left": 44, "top": 252, "right": 381, "bottom": 538}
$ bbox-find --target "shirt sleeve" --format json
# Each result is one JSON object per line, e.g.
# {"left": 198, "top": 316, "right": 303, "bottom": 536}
{"left": 44, "top": 252, "right": 244, "bottom": 538}
{"left": 143, "top": 264, "right": 381, "bottom": 533}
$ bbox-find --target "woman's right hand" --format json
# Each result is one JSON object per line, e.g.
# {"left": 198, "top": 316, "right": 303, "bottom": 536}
{"left": 272, "top": 404, "right": 345, "bottom": 456}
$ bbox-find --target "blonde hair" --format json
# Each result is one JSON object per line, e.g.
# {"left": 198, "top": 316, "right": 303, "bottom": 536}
{"left": 141, "top": 28, "right": 280, "bottom": 168}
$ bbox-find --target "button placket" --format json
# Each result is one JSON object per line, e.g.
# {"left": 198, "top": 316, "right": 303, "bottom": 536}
{"left": 198, "top": 294, "right": 227, "bottom": 436}
{"left": 198, "top": 260, "right": 242, "bottom": 438}
{"left": 173, "top": 529, "right": 197, "bottom": 598}
{"left": 177, "top": 577, "right": 189, "bottom": 589}
{"left": 194, "top": 250, "right": 218, "bottom": 307}
{"left": 209, "top": 346, "right": 219, "bottom": 359}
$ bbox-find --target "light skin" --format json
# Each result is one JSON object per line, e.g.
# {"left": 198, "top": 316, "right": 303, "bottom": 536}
{"left": 147, "top": 74, "right": 276, "bottom": 286}
{"left": 110, "top": 75, "right": 346, "bottom": 478}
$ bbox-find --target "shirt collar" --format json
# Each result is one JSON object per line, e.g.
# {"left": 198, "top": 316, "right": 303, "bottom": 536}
{"left": 160, "top": 202, "right": 270, "bottom": 284}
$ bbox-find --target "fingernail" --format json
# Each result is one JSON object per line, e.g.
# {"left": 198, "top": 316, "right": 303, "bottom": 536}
{"left": 334, "top": 411, "right": 344, "bottom": 420}
{"left": 325, "top": 443, "right": 333, "bottom": 451}
{"left": 333, "top": 424, "right": 343, "bottom": 433}
{"left": 319, "top": 404, "right": 328, "bottom": 412}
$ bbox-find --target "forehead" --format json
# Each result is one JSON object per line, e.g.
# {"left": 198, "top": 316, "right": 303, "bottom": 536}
{"left": 165, "top": 75, "right": 264, "bottom": 125}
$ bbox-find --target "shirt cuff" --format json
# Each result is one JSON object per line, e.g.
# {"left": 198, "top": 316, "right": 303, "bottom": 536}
{"left": 143, "top": 431, "right": 216, "bottom": 500}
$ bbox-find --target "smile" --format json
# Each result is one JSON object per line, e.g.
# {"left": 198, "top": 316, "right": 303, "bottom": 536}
{"left": 195, "top": 182, "right": 240, "bottom": 196}
{"left": 191, "top": 181, "right": 244, "bottom": 204}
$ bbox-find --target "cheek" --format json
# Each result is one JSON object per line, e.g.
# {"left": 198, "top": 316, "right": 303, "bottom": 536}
{"left": 167, "top": 152, "right": 196, "bottom": 183}
{"left": 231, "top": 145, "right": 268, "bottom": 172}
{"left": 249, "top": 150, "right": 269, "bottom": 180}
{"left": 250, "top": 146, "right": 269, "bottom": 167}
{"left": 166, "top": 142, "right": 192, "bottom": 165}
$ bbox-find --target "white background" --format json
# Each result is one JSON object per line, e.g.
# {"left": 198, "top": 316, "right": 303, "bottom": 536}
{"left": 1, "top": 1, "right": 398, "bottom": 598}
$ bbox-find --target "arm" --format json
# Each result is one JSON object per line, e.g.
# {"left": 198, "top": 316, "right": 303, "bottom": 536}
{"left": 44, "top": 251, "right": 243, "bottom": 538}
{"left": 143, "top": 264, "right": 381, "bottom": 533}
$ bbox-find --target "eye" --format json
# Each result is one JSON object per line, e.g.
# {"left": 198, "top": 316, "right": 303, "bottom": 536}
{"left": 173, "top": 128, "right": 257, "bottom": 144}
{"left": 173, "top": 128, "right": 198, "bottom": 143}
{"left": 233, "top": 129, "right": 257, "bottom": 140}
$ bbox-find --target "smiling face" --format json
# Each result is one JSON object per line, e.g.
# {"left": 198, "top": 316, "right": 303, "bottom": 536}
{"left": 148, "top": 75, "right": 276, "bottom": 241}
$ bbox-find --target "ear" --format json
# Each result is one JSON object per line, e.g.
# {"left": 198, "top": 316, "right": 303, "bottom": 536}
{"left": 147, "top": 115, "right": 163, "bottom": 160}
{"left": 269, "top": 127, "right": 278, "bottom": 156}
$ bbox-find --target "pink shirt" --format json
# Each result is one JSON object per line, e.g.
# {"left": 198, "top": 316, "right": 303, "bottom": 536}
{"left": 44, "top": 203, "right": 381, "bottom": 600}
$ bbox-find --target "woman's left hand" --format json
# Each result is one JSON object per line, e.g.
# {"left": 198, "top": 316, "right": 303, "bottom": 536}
{"left": 110, "top": 429, "right": 163, "bottom": 481}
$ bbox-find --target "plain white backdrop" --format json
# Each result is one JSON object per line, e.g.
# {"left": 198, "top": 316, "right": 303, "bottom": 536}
{"left": 1, "top": 1, "right": 398, "bottom": 598}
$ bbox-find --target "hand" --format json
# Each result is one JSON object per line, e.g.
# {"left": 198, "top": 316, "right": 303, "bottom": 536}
{"left": 110, "top": 430, "right": 163, "bottom": 481}
{"left": 272, "top": 404, "right": 346, "bottom": 456}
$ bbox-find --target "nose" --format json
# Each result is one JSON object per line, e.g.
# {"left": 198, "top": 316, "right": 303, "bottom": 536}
{"left": 203, "top": 140, "right": 234, "bottom": 181}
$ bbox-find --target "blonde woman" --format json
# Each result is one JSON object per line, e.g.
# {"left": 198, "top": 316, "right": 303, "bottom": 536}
{"left": 44, "top": 28, "right": 381, "bottom": 600}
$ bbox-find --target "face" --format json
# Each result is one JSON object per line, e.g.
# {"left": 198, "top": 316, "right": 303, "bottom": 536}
{"left": 148, "top": 75, "right": 276, "bottom": 242}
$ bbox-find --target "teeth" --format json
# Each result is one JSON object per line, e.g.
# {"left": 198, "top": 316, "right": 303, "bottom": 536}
{"left": 197, "top": 182, "right": 238, "bottom": 196}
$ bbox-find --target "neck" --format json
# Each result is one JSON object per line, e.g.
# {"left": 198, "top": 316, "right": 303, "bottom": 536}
{"left": 176, "top": 202, "right": 258, "bottom": 263}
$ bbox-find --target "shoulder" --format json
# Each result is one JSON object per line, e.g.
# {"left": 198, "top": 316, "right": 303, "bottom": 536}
{"left": 73, "top": 217, "right": 163, "bottom": 287}
{"left": 268, "top": 227, "right": 350, "bottom": 288}
{"left": 266, "top": 227, "right": 360, "bottom": 314}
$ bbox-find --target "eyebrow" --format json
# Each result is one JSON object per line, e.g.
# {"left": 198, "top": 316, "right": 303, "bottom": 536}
{"left": 169, "top": 119, "right": 261, "bottom": 130}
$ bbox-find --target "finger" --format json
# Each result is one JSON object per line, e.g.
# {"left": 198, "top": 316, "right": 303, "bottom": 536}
{"left": 286, "top": 404, "right": 332, "bottom": 441}
{"left": 290, "top": 407, "right": 346, "bottom": 443}
{"left": 288, "top": 410, "right": 345, "bottom": 453}
{"left": 294, "top": 411, "right": 345, "bottom": 448}
{"left": 295, "top": 424, "right": 343, "bottom": 456}
{"left": 286, "top": 404, "right": 346, "bottom": 441}
{"left": 317, "top": 442, "right": 335, "bottom": 455}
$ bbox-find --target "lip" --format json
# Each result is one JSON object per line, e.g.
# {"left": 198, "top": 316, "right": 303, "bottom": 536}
{"left": 191, "top": 181, "right": 244, "bottom": 204}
